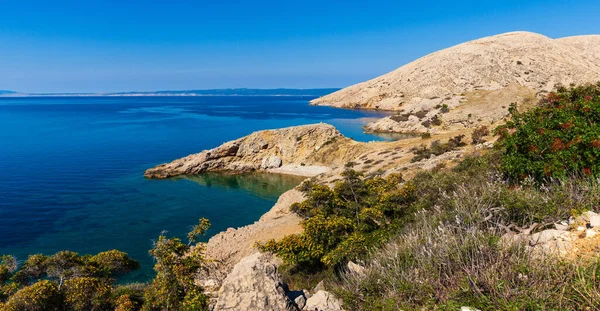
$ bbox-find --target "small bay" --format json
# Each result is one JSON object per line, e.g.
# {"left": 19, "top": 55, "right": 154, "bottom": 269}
{"left": 0, "top": 96, "right": 391, "bottom": 281}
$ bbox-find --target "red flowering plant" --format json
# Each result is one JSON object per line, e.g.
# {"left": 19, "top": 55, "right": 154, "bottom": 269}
{"left": 495, "top": 83, "right": 600, "bottom": 182}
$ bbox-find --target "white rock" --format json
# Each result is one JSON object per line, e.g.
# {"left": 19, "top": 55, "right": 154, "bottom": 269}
{"left": 304, "top": 290, "right": 343, "bottom": 311}
{"left": 213, "top": 252, "right": 298, "bottom": 311}
{"left": 586, "top": 229, "right": 597, "bottom": 238}
{"left": 313, "top": 280, "right": 326, "bottom": 292}
{"left": 589, "top": 215, "right": 600, "bottom": 228}
{"left": 347, "top": 261, "right": 366, "bottom": 277}
{"left": 554, "top": 223, "right": 569, "bottom": 231}
{"left": 294, "top": 294, "right": 306, "bottom": 310}
{"left": 262, "top": 155, "right": 283, "bottom": 169}
{"left": 461, "top": 307, "right": 481, "bottom": 311}
{"left": 529, "top": 229, "right": 570, "bottom": 246}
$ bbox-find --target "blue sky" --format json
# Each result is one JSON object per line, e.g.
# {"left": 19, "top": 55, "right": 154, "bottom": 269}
{"left": 1, "top": 0, "right": 599, "bottom": 93}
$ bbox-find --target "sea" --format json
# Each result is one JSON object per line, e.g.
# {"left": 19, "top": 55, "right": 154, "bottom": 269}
{"left": 0, "top": 96, "right": 393, "bottom": 281}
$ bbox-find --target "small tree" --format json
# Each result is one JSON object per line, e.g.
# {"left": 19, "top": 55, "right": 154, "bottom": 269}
{"left": 143, "top": 221, "right": 211, "bottom": 311}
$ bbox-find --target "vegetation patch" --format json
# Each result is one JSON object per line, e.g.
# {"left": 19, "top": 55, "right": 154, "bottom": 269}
{"left": 410, "top": 135, "right": 466, "bottom": 162}
{"left": 0, "top": 219, "right": 211, "bottom": 311}
{"left": 496, "top": 83, "right": 600, "bottom": 181}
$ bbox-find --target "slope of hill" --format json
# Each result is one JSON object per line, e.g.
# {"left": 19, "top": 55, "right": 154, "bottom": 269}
{"left": 311, "top": 32, "right": 600, "bottom": 112}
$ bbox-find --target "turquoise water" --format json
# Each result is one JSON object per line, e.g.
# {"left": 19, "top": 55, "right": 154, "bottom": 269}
{"left": 0, "top": 96, "right": 391, "bottom": 281}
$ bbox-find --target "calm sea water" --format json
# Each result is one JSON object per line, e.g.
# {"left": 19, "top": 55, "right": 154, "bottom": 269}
{"left": 0, "top": 96, "right": 391, "bottom": 281}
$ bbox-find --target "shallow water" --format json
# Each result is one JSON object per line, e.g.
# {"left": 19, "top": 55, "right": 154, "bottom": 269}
{"left": 0, "top": 96, "right": 391, "bottom": 281}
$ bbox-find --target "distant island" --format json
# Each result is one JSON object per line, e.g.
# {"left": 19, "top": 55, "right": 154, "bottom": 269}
{"left": 0, "top": 88, "right": 340, "bottom": 97}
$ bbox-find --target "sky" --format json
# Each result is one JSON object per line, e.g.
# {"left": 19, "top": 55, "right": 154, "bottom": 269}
{"left": 0, "top": 0, "right": 599, "bottom": 93}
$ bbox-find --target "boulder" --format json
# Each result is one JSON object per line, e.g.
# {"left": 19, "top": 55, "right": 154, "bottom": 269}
{"left": 304, "top": 290, "right": 343, "bottom": 311}
{"left": 346, "top": 261, "right": 365, "bottom": 277}
{"left": 313, "top": 280, "right": 326, "bottom": 292}
{"left": 262, "top": 155, "right": 283, "bottom": 169}
{"left": 213, "top": 252, "right": 298, "bottom": 311}
{"left": 589, "top": 214, "right": 600, "bottom": 228}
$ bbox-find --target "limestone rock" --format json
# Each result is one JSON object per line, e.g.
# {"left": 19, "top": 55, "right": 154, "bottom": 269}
{"left": 313, "top": 32, "right": 600, "bottom": 134}
{"left": 294, "top": 295, "right": 306, "bottom": 310}
{"left": 346, "top": 261, "right": 365, "bottom": 277}
{"left": 313, "top": 280, "right": 326, "bottom": 292}
{"left": 529, "top": 229, "right": 571, "bottom": 246}
{"left": 304, "top": 290, "right": 343, "bottom": 311}
{"left": 590, "top": 215, "right": 600, "bottom": 228}
{"left": 144, "top": 123, "right": 343, "bottom": 179}
{"left": 262, "top": 155, "right": 283, "bottom": 169}
{"left": 213, "top": 252, "right": 298, "bottom": 311}
{"left": 205, "top": 189, "right": 305, "bottom": 276}
{"left": 312, "top": 32, "right": 600, "bottom": 111}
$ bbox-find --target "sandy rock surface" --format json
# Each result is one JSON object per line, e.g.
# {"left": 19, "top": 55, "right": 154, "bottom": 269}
{"left": 312, "top": 32, "right": 600, "bottom": 112}
{"left": 144, "top": 123, "right": 343, "bottom": 179}
{"left": 213, "top": 252, "right": 298, "bottom": 311}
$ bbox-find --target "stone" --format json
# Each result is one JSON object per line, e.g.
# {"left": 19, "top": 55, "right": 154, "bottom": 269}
{"left": 461, "top": 307, "right": 481, "bottom": 311}
{"left": 529, "top": 229, "right": 570, "bottom": 246}
{"left": 313, "top": 280, "right": 326, "bottom": 292}
{"left": 213, "top": 252, "right": 298, "bottom": 311}
{"left": 347, "top": 261, "right": 366, "bottom": 277}
{"left": 554, "top": 222, "right": 569, "bottom": 231}
{"left": 586, "top": 229, "right": 597, "bottom": 238}
{"left": 262, "top": 155, "right": 283, "bottom": 169}
{"left": 589, "top": 215, "right": 600, "bottom": 228}
{"left": 294, "top": 294, "right": 306, "bottom": 310}
{"left": 304, "top": 290, "right": 343, "bottom": 311}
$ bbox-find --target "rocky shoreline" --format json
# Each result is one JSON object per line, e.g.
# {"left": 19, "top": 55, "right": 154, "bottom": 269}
{"left": 144, "top": 120, "right": 490, "bottom": 310}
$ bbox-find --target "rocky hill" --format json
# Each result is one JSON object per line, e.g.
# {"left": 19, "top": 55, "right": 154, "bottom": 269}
{"left": 311, "top": 32, "right": 600, "bottom": 112}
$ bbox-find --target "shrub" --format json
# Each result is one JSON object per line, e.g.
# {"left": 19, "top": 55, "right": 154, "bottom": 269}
{"left": 496, "top": 83, "right": 600, "bottom": 181}
{"left": 410, "top": 136, "right": 464, "bottom": 163}
{"left": 63, "top": 277, "right": 112, "bottom": 311}
{"left": 3, "top": 280, "right": 62, "bottom": 311}
{"left": 414, "top": 109, "right": 428, "bottom": 119}
{"left": 420, "top": 133, "right": 431, "bottom": 139}
{"left": 390, "top": 114, "right": 410, "bottom": 122}
{"left": 143, "top": 218, "right": 210, "bottom": 311}
{"left": 440, "top": 104, "right": 450, "bottom": 113}
{"left": 471, "top": 125, "right": 490, "bottom": 145}
{"left": 87, "top": 250, "right": 140, "bottom": 278}
{"left": 259, "top": 170, "right": 416, "bottom": 269}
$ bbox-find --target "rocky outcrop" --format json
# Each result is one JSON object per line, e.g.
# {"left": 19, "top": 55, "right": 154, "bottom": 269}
{"left": 144, "top": 124, "right": 344, "bottom": 179}
{"left": 213, "top": 252, "right": 298, "bottom": 311}
{"left": 304, "top": 290, "right": 344, "bottom": 311}
{"left": 501, "top": 210, "right": 600, "bottom": 258}
{"left": 363, "top": 84, "right": 537, "bottom": 134}
{"left": 312, "top": 32, "right": 600, "bottom": 112}
{"left": 201, "top": 189, "right": 305, "bottom": 285}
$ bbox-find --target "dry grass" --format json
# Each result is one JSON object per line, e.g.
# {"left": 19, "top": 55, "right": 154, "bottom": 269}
{"left": 333, "top": 154, "right": 600, "bottom": 310}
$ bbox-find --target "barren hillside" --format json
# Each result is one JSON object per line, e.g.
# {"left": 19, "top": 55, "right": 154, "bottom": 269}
{"left": 311, "top": 32, "right": 600, "bottom": 111}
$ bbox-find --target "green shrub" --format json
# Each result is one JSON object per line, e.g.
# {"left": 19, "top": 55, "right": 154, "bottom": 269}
{"left": 496, "top": 83, "right": 600, "bottom": 181}
{"left": 63, "top": 277, "right": 112, "bottom": 311}
{"left": 143, "top": 218, "right": 210, "bottom": 311}
{"left": 258, "top": 170, "right": 415, "bottom": 268}
{"left": 3, "top": 280, "right": 62, "bottom": 311}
